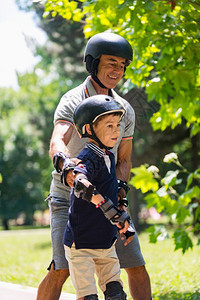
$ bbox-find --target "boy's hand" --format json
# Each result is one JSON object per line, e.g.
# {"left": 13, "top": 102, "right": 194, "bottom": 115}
{"left": 66, "top": 158, "right": 83, "bottom": 187}
{"left": 66, "top": 170, "right": 75, "bottom": 187}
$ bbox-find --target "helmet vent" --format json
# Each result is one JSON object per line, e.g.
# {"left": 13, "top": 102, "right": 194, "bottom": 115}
{"left": 105, "top": 98, "right": 111, "bottom": 102}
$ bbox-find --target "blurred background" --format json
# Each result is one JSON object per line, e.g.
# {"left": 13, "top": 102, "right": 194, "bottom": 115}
{"left": 0, "top": 1, "right": 199, "bottom": 298}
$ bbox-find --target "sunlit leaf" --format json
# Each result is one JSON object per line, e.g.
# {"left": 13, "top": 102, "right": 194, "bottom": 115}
{"left": 130, "top": 165, "right": 159, "bottom": 193}
{"left": 173, "top": 229, "right": 193, "bottom": 254}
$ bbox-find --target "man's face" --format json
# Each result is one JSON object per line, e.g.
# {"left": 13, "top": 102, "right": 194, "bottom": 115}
{"left": 97, "top": 55, "right": 126, "bottom": 89}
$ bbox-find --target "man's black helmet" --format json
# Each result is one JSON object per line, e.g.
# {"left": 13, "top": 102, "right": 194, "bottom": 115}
{"left": 84, "top": 32, "right": 133, "bottom": 75}
{"left": 74, "top": 95, "right": 125, "bottom": 137}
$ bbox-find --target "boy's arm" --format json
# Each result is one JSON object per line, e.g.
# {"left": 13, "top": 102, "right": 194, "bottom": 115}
{"left": 73, "top": 173, "right": 131, "bottom": 235}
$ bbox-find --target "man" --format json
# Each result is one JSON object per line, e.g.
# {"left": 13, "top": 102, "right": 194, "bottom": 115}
{"left": 37, "top": 32, "right": 152, "bottom": 300}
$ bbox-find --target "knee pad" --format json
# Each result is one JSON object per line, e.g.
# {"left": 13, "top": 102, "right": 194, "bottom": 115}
{"left": 104, "top": 281, "right": 127, "bottom": 300}
{"left": 84, "top": 294, "right": 98, "bottom": 300}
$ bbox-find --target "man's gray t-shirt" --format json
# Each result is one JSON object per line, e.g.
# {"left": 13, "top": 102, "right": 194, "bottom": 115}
{"left": 50, "top": 76, "right": 135, "bottom": 198}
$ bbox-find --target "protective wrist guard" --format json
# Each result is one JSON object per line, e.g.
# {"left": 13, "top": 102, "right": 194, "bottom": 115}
{"left": 53, "top": 152, "right": 69, "bottom": 173}
{"left": 120, "top": 219, "right": 135, "bottom": 239}
{"left": 118, "top": 180, "right": 130, "bottom": 194}
{"left": 53, "top": 152, "right": 76, "bottom": 186}
{"left": 61, "top": 157, "right": 76, "bottom": 186}
{"left": 74, "top": 174, "right": 95, "bottom": 202}
{"left": 99, "top": 196, "right": 130, "bottom": 226}
{"left": 118, "top": 180, "right": 130, "bottom": 207}
{"left": 118, "top": 198, "right": 128, "bottom": 207}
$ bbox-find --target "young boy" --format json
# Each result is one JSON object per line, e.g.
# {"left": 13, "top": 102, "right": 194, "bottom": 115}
{"left": 63, "top": 95, "right": 134, "bottom": 300}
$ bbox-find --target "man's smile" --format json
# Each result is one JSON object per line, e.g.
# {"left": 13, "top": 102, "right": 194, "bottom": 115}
{"left": 108, "top": 75, "right": 118, "bottom": 79}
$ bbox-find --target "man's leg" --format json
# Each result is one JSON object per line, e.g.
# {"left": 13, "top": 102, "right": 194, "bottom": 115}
{"left": 115, "top": 226, "right": 152, "bottom": 300}
{"left": 125, "top": 265, "right": 151, "bottom": 300}
{"left": 37, "top": 194, "right": 70, "bottom": 300}
{"left": 36, "top": 262, "right": 70, "bottom": 300}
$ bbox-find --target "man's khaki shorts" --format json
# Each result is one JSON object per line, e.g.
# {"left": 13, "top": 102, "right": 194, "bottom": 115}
{"left": 64, "top": 243, "right": 122, "bottom": 299}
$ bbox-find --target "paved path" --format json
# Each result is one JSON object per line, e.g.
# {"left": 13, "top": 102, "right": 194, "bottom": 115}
{"left": 0, "top": 281, "right": 76, "bottom": 300}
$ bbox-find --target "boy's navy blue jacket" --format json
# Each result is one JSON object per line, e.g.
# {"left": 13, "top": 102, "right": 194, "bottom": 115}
{"left": 63, "top": 143, "right": 118, "bottom": 249}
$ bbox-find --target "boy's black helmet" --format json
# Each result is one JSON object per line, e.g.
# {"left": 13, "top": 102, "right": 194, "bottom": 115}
{"left": 74, "top": 95, "right": 125, "bottom": 137}
{"left": 84, "top": 32, "right": 133, "bottom": 75}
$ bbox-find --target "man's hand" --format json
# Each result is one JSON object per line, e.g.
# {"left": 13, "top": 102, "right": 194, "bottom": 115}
{"left": 118, "top": 202, "right": 128, "bottom": 211}
{"left": 117, "top": 204, "right": 135, "bottom": 246}
{"left": 120, "top": 232, "right": 134, "bottom": 246}
{"left": 116, "top": 219, "right": 129, "bottom": 234}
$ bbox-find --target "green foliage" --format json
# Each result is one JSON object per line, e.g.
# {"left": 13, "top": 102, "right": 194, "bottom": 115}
{"left": 21, "top": 0, "right": 88, "bottom": 81}
{"left": 129, "top": 165, "right": 159, "bottom": 193}
{"left": 173, "top": 228, "right": 193, "bottom": 254}
{"left": 130, "top": 152, "right": 200, "bottom": 253}
{"left": 146, "top": 225, "right": 169, "bottom": 243}
{"left": 44, "top": 0, "right": 200, "bottom": 136}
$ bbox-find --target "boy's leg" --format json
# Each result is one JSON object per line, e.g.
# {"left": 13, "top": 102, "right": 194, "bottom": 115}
{"left": 64, "top": 245, "right": 98, "bottom": 299}
{"left": 115, "top": 226, "right": 152, "bottom": 300}
{"left": 95, "top": 244, "right": 126, "bottom": 299}
{"left": 104, "top": 281, "right": 126, "bottom": 300}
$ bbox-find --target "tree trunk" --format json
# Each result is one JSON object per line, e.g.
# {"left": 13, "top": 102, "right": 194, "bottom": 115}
{"left": 2, "top": 218, "right": 9, "bottom": 230}
{"left": 129, "top": 186, "right": 140, "bottom": 231}
{"left": 24, "top": 212, "right": 34, "bottom": 225}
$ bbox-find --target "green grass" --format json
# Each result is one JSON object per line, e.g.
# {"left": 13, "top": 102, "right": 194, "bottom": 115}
{"left": 0, "top": 228, "right": 199, "bottom": 299}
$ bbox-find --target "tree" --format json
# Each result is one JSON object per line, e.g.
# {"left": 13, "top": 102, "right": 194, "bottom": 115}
{"left": 43, "top": 0, "right": 200, "bottom": 252}
{"left": 0, "top": 66, "right": 70, "bottom": 229}
{"left": 0, "top": 86, "right": 44, "bottom": 228}
{"left": 44, "top": 0, "right": 200, "bottom": 133}
{"left": 16, "top": 0, "right": 88, "bottom": 81}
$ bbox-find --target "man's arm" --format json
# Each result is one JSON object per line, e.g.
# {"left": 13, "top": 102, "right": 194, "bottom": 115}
{"left": 116, "top": 139, "right": 135, "bottom": 244}
{"left": 116, "top": 140, "right": 132, "bottom": 205}
{"left": 116, "top": 139, "right": 132, "bottom": 181}
{"left": 49, "top": 122, "right": 80, "bottom": 186}
{"left": 116, "top": 139, "right": 132, "bottom": 200}
{"left": 49, "top": 122, "right": 73, "bottom": 160}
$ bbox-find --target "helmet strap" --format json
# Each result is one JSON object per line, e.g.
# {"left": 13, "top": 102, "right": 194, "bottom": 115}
{"left": 91, "top": 74, "right": 112, "bottom": 97}
{"left": 91, "top": 74, "right": 108, "bottom": 89}
{"left": 87, "top": 56, "right": 110, "bottom": 92}
{"left": 89, "top": 124, "right": 112, "bottom": 150}
{"left": 90, "top": 58, "right": 109, "bottom": 89}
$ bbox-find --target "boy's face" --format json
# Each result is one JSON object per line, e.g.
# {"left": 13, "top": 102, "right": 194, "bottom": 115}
{"left": 93, "top": 114, "right": 121, "bottom": 149}
{"left": 97, "top": 55, "right": 126, "bottom": 89}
